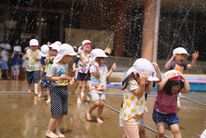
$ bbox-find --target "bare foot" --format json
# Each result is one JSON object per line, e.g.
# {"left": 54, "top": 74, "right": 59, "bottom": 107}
{"left": 46, "top": 131, "right": 58, "bottom": 138}
{"left": 77, "top": 97, "right": 82, "bottom": 104}
{"left": 86, "top": 95, "right": 91, "bottom": 102}
{"left": 97, "top": 117, "right": 103, "bottom": 124}
{"left": 46, "top": 98, "right": 51, "bottom": 103}
{"left": 86, "top": 111, "right": 92, "bottom": 121}
{"left": 38, "top": 93, "right": 42, "bottom": 98}
{"left": 56, "top": 131, "right": 65, "bottom": 138}
{"left": 80, "top": 92, "right": 84, "bottom": 100}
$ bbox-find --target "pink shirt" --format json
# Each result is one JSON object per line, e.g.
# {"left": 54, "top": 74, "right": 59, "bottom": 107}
{"left": 154, "top": 90, "right": 179, "bottom": 114}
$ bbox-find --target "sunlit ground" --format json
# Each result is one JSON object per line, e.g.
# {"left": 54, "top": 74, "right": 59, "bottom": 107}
{"left": 0, "top": 79, "right": 206, "bottom": 138}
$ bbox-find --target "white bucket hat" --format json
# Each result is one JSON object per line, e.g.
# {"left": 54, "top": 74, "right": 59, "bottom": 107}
{"left": 173, "top": 47, "right": 189, "bottom": 56}
{"left": 91, "top": 48, "right": 107, "bottom": 59}
{"left": 40, "top": 44, "right": 49, "bottom": 57}
{"left": 54, "top": 41, "right": 62, "bottom": 46}
{"left": 13, "top": 46, "right": 22, "bottom": 52}
{"left": 53, "top": 43, "right": 77, "bottom": 63}
{"left": 49, "top": 43, "right": 61, "bottom": 52}
{"left": 126, "top": 58, "right": 159, "bottom": 81}
{"left": 29, "top": 39, "right": 39, "bottom": 46}
{"left": 4, "top": 44, "right": 11, "bottom": 50}
{"left": 82, "top": 40, "right": 93, "bottom": 48}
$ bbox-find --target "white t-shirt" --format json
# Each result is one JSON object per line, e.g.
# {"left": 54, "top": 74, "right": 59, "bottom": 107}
{"left": 1, "top": 50, "right": 9, "bottom": 61}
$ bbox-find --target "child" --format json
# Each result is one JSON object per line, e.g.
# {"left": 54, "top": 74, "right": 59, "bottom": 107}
{"left": 120, "top": 58, "right": 159, "bottom": 138}
{"left": 38, "top": 44, "right": 49, "bottom": 98}
{"left": 46, "top": 44, "right": 76, "bottom": 138}
{"left": 11, "top": 46, "right": 24, "bottom": 80}
{"left": 26, "top": 39, "right": 41, "bottom": 95}
{"left": 165, "top": 47, "right": 199, "bottom": 109}
{"left": 76, "top": 40, "right": 93, "bottom": 104}
{"left": 165, "top": 47, "right": 199, "bottom": 73}
{"left": 86, "top": 48, "right": 116, "bottom": 124}
{"left": 1, "top": 43, "right": 11, "bottom": 80}
{"left": 152, "top": 70, "right": 190, "bottom": 138}
{"left": 22, "top": 47, "right": 29, "bottom": 80}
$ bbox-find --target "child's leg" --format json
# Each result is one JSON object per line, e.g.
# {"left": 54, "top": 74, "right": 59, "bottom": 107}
{"left": 46, "top": 88, "right": 51, "bottom": 103}
{"left": 38, "top": 85, "right": 43, "bottom": 97}
{"left": 122, "top": 116, "right": 140, "bottom": 138}
{"left": 87, "top": 100, "right": 100, "bottom": 121}
{"left": 84, "top": 80, "right": 91, "bottom": 101}
{"left": 55, "top": 116, "right": 65, "bottom": 137}
{"left": 156, "top": 122, "right": 165, "bottom": 138}
{"left": 33, "top": 70, "right": 40, "bottom": 95}
{"left": 96, "top": 100, "right": 104, "bottom": 124}
{"left": 170, "top": 124, "right": 181, "bottom": 138}
{"left": 139, "top": 115, "right": 146, "bottom": 138}
{"left": 76, "top": 81, "right": 83, "bottom": 104}
{"left": 46, "top": 118, "right": 58, "bottom": 138}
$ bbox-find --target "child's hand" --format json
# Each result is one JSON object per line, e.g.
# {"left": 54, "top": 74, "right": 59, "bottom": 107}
{"left": 69, "top": 77, "right": 75, "bottom": 85}
{"left": 93, "top": 61, "right": 99, "bottom": 67}
{"left": 152, "top": 63, "right": 159, "bottom": 70}
{"left": 165, "top": 72, "right": 177, "bottom": 79}
{"left": 192, "top": 51, "right": 199, "bottom": 60}
{"left": 111, "top": 62, "right": 117, "bottom": 71}
{"left": 60, "top": 74, "right": 68, "bottom": 80}
{"left": 140, "top": 72, "right": 149, "bottom": 83}
{"left": 104, "top": 47, "right": 112, "bottom": 55}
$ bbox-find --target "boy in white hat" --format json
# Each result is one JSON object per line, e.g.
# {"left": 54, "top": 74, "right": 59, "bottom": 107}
{"left": 0, "top": 43, "right": 11, "bottom": 79}
{"left": 165, "top": 47, "right": 199, "bottom": 72}
{"left": 165, "top": 47, "right": 199, "bottom": 109}
{"left": 26, "top": 39, "right": 41, "bottom": 95}
{"left": 11, "top": 46, "right": 24, "bottom": 80}
{"left": 46, "top": 43, "right": 76, "bottom": 138}
{"left": 86, "top": 48, "right": 116, "bottom": 124}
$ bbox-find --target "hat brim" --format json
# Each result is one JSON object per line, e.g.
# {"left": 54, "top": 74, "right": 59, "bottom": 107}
{"left": 177, "top": 53, "right": 190, "bottom": 56}
{"left": 148, "top": 77, "right": 159, "bottom": 81}
{"left": 67, "top": 52, "right": 77, "bottom": 56}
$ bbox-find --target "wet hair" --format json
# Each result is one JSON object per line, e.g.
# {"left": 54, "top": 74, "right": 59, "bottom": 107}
{"left": 122, "top": 72, "right": 138, "bottom": 90}
{"left": 163, "top": 80, "right": 184, "bottom": 95}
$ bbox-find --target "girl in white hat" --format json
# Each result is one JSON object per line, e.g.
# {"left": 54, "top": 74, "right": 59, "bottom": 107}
{"left": 165, "top": 47, "right": 199, "bottom": 110}
{"left": 75, "top": 40, "right": 93, "bottom": 104}
{"left": 11, "top": 46, "right": 24, "bottom": 80}
{"left": 86, "top": 48, "right": 116, "bottom": 124}
{"left": 120, "top": 58, "right": 160, "bottom": 138}
{"left": 46, "top": 44, "right": 76, "bottom": 138}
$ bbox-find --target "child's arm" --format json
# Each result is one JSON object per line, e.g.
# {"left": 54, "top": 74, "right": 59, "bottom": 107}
{"left": 157, "top": 72, "right": 177, "bottom": 92}
{"left": 186, "top": 51, "right": 199, "bottom": 70}
{"left": 180, "top": 75, "right": 190, "bottom": 93}
{"left": 72, "top": 63, "right": 76, "bottom": 72}
{"left": 46, "top": 74, "right": 69, "bottom": 82}
{"left": 145, "top": 81, "right": 153, "bottom": 93}
{"left": 11, "top": 51, "right": 15, "bottom": 59}
{"left": 153, "top": 63, "right": 162, "bottom": 82}
{"left": 91, "top": 61, "right": 100, "bottom": 79}
{"left": 131, "top": 72, "right": 148, "bottom": 98}
{"left": 165, "top": 56, "right": 175, "bottom": 70}
{"left": 106, "top": 62, "right": 116, "bottom": 78}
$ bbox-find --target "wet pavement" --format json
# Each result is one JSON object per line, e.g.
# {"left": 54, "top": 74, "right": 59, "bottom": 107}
{"left": 0, "top": 80, "right": 206, "bottom": 138}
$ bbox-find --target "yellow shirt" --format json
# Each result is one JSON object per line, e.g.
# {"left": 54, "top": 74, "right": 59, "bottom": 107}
{"left": 120, "top": 79, "right": 148, "bottom": 121}
{"left": 26, "top": 49, "right": 41, "bottom": 71}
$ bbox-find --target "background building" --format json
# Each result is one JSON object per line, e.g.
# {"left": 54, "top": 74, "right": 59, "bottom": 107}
{"left": 0, "top": 0, "right": 206, "bottom": 61}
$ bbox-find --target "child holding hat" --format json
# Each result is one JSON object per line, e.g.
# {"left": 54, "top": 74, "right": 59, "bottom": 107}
{"left": 26, "top": 39, "right": 41, "bottom": 95}
{"left": 46, "top": 44, "right": 76, "bottom": 138}
{"left": 152, "top": 70, "right": 190, "bottom": 138}
{"left": 11, "top": 46, "right": 24, "bottom": 80}
{"left": 165, "top": 47, "right": 199, "bottom": 109}
{"left": 120, "top": 58, "right": 160, "bottom": 138}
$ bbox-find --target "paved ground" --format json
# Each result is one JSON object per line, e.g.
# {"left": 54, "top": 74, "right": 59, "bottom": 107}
{"left": 0, "top": 79, "right": 206, "bottom": 138}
